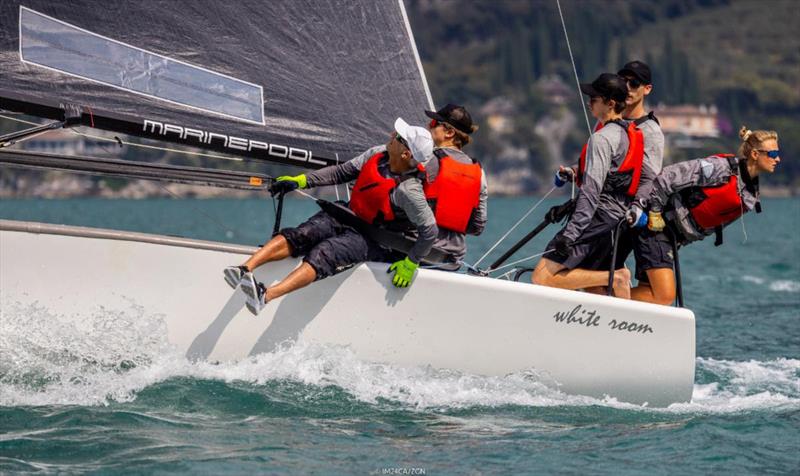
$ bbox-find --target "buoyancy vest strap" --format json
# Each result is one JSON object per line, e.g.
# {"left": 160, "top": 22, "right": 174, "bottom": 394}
{"left": 349, "top": 152, "right": 398, "bottom": 224}
{"left": 433, "top": 148, "right": 449, "bottom": 161}
{"left": 714, "top": 226, "right": 724, "bottom": 247}
{"left": 633, "top": 111, "right": 659, "bottom": 126}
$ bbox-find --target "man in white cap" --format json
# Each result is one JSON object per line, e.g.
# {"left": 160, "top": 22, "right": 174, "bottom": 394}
{"left": 224, "top": 118, "right": 437, "bottom": 315}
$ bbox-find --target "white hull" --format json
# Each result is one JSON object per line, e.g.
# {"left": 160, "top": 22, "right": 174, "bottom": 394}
{"left": 0, "top": 220, "right": 695, "bottom": 406}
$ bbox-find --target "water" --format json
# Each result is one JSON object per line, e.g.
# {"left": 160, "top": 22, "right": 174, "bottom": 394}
{"left": 1, "top": 196, "right": 798, "bottom": 474}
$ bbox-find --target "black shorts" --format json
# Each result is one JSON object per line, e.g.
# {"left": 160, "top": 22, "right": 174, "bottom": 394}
{"left": 630, "top": 228, "right": 675, "bottom": 283}
{"left": 280, "top": 208, "right": 401, "bottom": 280}
{"left": 545, "top": 210, "right": 627, "bottom": 271}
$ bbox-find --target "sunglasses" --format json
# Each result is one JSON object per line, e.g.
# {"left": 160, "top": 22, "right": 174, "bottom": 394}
{"left": 623, "top": 76, "right": 643, "bottom": 88}
{"left": 395, "top": 134, "right": 410, "bottom": 149}
{"left": 758, "top": 149, "right": 781, "bottom": 159}
{"left": 429, "top": 119, "right": 452, "bottom": 129}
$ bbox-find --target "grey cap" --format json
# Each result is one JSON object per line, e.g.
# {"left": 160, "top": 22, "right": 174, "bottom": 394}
{"left": 394, "top": 117, "right": 434, "bottom": 165}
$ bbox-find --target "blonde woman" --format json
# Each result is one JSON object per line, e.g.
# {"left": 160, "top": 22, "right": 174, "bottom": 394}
{"left": 626, "top": 126, "right": 781, "bottom": 305}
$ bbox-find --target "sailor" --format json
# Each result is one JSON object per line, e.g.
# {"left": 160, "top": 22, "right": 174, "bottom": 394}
{"left": 223, "top": 118, "right": 437, "bottom": 315}
{"left": 423, "top": 104, "right": 487, "bottom": 269}
{"left": 612, "top": 61, "right": 667, "bottom": 300}
{"left": 625, "top": 126, "right": 781, "bottom": 305}
{"left": 532, "top": 73, "right": 637, "bottom": 297}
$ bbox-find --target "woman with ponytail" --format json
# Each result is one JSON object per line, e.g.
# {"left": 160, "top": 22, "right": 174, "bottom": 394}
{"left": 624, "top": 126, "right": 781, "bottom": 305}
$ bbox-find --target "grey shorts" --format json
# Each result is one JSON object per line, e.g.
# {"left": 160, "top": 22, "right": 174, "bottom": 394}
{"left": 546, "top": 210, "right": 627, "bottom": 271}
{"left": 629, "top": 228, "right": 675, "bottom": 283}
{"left": 280, "top": 208, "right": 401, "bottom": 280}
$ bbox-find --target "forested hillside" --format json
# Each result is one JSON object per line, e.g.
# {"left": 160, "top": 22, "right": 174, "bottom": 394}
{"left": 406, "top": 0, "right": 799, "bottom": 192}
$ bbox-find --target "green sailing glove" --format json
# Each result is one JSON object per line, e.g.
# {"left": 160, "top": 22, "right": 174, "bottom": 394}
{"left": 269, "top": 174, "right": 307, "bottom": 195}
{"left": 387, "top": 256, "right": 419, "bottom": 288}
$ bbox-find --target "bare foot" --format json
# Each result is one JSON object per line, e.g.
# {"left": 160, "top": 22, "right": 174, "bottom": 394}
{"left": 613, "top": 267, "right": 632, "bottom": 299}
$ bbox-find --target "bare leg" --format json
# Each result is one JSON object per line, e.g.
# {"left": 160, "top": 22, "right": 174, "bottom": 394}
{"left": 532, "top": 258, "right": 631, "bottom": 299}
{"left": 631, "top": 268, "right": 676, "bottom": 305}
{"left": 265, "top": 262, "right": 317, "bottom": 301}
{"left": 243, "top": 234, "right": 293, "bottom": 272}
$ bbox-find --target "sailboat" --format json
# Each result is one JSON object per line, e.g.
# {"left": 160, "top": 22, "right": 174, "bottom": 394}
{"left": 0, "top": 1, "right": 694, "bottom": 407}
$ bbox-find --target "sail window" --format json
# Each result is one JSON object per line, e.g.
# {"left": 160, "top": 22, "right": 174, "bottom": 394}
{"left": 18, "top": 6, "right": 265, "bottom": 125}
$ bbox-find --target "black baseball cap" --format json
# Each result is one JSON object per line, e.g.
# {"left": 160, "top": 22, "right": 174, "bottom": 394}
{"left": 579, "top": 73, "right": 628, "bottom": 103}
{"left": 424, "top": 104, "right": 475, "bottom": 134}
{"left": 618, "top": 60, "right": 652, "bottom": 85}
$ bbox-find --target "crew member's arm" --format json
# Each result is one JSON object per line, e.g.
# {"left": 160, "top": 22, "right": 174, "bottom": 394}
{"left": 305, "top": 145, "right": 386, "bottom": 187}
{"left": 466, "top": 170, "right": 488, "bottom": 235}
{"left": 649, "top": 157, "right": 735, "bottom": 210}
{"left": 394, "top": 179, "right": 439, "bottom": 263}
{"left": 633, "top": 126, "right": 665, "bottom": 203}
{"left": 561, "top": 134, "right": 613, "bottom": 241}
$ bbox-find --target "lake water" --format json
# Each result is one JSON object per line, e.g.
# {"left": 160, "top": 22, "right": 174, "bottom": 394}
{"left": 1, "top": 196, "right": 798, "bottom": 474}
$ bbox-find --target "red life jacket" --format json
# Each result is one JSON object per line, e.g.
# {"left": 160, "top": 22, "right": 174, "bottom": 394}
{"left": 349, "top": 152, "right": 399, "bottom": 224}
{"left": 576, "top": 116, "right": 648, "bottom": 196}
{"left": 688, "top": 154, "right": 744, "bottom": 230}
{"left": 423, "top": 149, "right": 482, "bottom": 233}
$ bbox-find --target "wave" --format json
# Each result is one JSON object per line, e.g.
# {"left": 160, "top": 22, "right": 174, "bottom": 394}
{"left": 1, "top": 302, "right": 798, "bottom": 413}
{"left": 741, "top": 275, "right": 800, "bottom": 293}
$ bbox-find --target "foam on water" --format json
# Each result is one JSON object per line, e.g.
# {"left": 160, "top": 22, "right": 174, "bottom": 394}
{"left": 1, "top": 302, "right": 798, "bottom": 413}
{"left": 768, "top": 280, "right": 800, "bottom": 292}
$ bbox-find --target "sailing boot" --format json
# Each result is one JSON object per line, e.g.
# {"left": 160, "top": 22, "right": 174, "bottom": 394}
{"left": 223, "top": 265, "right": 249, "bottom": 289}
{"left": 240, "top": 272, "right": 268, "bottom": 315}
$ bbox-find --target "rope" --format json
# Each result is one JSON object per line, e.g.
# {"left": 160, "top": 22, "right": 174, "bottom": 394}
{"left": 334, "top": 153, "right": 341, "bottom": 201}
{"left": 488, "top": 249, "right": 553, "bottom": 274}
{"left": 496, "top": 269, "right": 518, "bottom": 281}
{"left": 556, "top": 0, "right": 592, "bottom": 137}
{"left": 739, "top": 197, "right": 748, "bottom": 244}
{"left": 473, "top": 186, "right": 557, "bottom": 267}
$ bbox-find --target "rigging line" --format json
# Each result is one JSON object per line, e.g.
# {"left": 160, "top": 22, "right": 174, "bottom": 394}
{"left": 496, "top": 269, "right": 518, "bottom": 281}
{"left": 155, "top": 182, "right": 236, "bottom": 236}
{"left": 556, "top": 0, "right": 592, "bottom": 137}
{"left": 473, "top": 186, "right": 557, "bottom": 267}
{"left": 489, "top": 249, "right": 553, "bottom": 274}
{"left": 739, "top": 197, "right": 748, "bottom": 244}
{"left": 0, "top": 113, "right": 40, "bottom": 126}
{"left": 0, "top": 113, "right": 245, "bottom": 162}
{"left": 1, "top": 128, "right": 52, "bottom": 147}
{"left": 68, "top": 128, "right": 245, "bottom": 162}
{"left": 334, "top": 153, "right": 341, "bottom": 201}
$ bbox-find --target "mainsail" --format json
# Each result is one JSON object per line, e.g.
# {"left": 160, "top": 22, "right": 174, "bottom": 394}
{"left": 0, "top": 0, "right": 433, "bottom": 169}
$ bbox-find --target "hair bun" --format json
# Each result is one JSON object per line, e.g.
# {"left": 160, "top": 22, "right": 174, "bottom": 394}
{"left": 739, "top": 125, "right": 753, "bottom": 141}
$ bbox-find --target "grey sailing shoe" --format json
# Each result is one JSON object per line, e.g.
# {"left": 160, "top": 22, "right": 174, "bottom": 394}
{"left": 223, "top": 265, "right": 249, "bottom": 289}
{"left": 240, "top": 272, "right": 268, "bottom": 315}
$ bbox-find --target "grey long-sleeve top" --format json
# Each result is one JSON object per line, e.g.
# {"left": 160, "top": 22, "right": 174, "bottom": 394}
{"left": 631, "top": 117, "right": 666, "bottom": 203}
{"left": 562, "top": 121, "right": 631, "bottom": 241}
{"left": 648, "top": 156, "right": 759, "bottom": 241}
{"left": 305, "top": 145, "right": 438, "bottom": 263}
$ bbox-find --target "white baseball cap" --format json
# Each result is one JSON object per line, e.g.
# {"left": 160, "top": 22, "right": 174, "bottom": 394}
{"left": 394, "top": 117, "right": 434, "bottom": 166}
